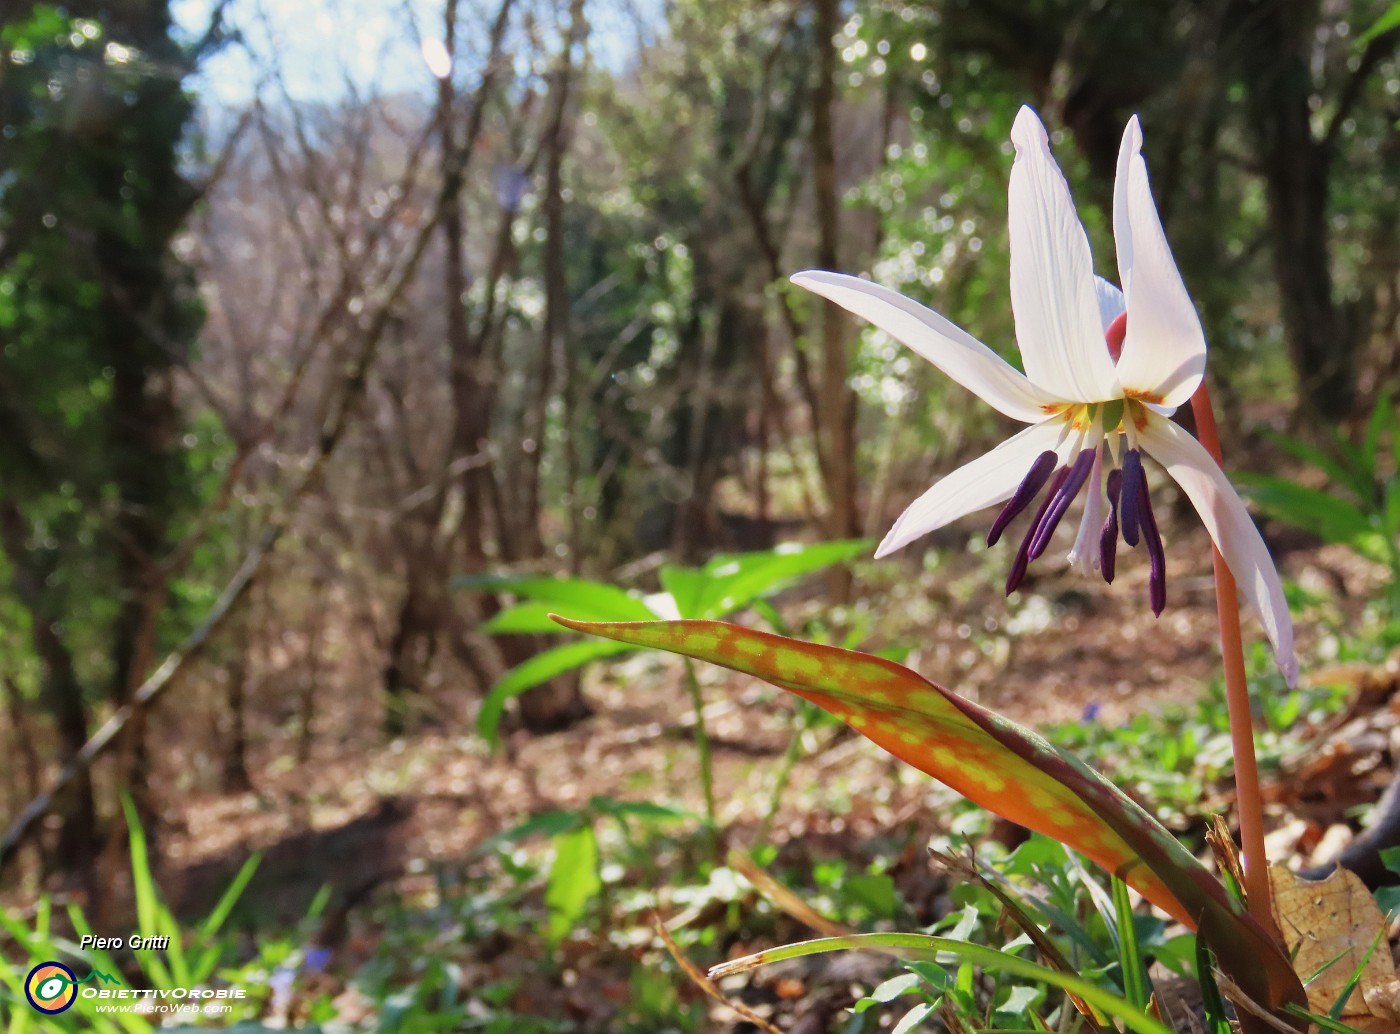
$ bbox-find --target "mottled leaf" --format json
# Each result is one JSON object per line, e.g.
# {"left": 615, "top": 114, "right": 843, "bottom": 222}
{"left": 553, "top": 617, "right": 1306, "bottom": 1017}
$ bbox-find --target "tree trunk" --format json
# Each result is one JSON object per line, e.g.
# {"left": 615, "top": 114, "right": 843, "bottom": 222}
{"left": 221, "top": 612, "right": 254, "bottom": 793}
{"left": 812, "top": 0, "right": 858, "bottom": 599}
{"left": 0, "top": 503, "right": 97, "bottom": 872}
{"left": 434, "top": 0, "right": 590, "bottom": 735}
{"left": 518, "top": 0, "right": 583, "bottom": 557}
{"left": 381, "top": 576, "right": 439, "bottom": 736}
{"left": 1230, "top": 0, "right": 1362, "bottom": 419}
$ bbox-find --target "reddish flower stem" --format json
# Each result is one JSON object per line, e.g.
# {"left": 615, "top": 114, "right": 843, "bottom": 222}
{"left": 1189, "top": 382, "right": 1277, "bottom": 934}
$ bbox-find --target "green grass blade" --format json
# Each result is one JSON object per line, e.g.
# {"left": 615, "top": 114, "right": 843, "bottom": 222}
{"left": 119, "top": 796, "right": 177, "bottom": 989}
{"left": 709, "top": 933, "right": 1176, "bottom": 1034}
{"left": 1325, "top": 920, "right": 1388, "bottom": 1020}
{"left": 1112, "top": 876, "right": 1148, "bottom": 1009}
{"left": 197, "top": 853, "right": 260, "bottom": 946}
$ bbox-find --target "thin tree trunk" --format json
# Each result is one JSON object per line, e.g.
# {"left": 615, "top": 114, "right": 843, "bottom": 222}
{"left": 812, "top": 0, "right": 857, "bottom": 599}
{"left": 3, "top": 676, "right": 43, "bottom": 824}
{"left": 221, "top": 610, "right": 254, "bottom": 793}
{"left": 0, "top": 503, "right": 97, "bottom": 875}
{"left": 1227, "top": 1, "right": 1398, "bottom": 419}
{"left": 518, "top": 0, "right": 583, "bottom": 557}
{"left": 432, "top": 0, "right": 589, "bottom": 734}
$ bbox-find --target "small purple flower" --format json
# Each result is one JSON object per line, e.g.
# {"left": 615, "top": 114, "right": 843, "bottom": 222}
{"left": 269, "top": 965, "right": 296, "bottom": 1009}
{"left": 1081, "top": 701, "right": 1102, "bottom": 723}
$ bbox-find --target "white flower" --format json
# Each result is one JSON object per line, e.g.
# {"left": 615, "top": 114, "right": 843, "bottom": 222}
{"left": 792, "top": 106, "right": 1297, "bottom": 685}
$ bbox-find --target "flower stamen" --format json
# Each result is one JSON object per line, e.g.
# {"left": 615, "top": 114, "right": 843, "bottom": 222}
{"left": 1006, "top": 466, "right": 1068, "bottom": 594}
{"left": 1028, "top": 447, "right": 1096, "bottom": 561}
{"left": 1101, "top": 466, "right": 1122, "bottom": 583}
{"left": 1134, "top": 459, "right": 1167, "bottom": 615}
{"left": 1118, "top": 448, "right": 1145, "bottom": 547}
{"left": 987, "top": 450, "right": 1058, "bottom": 547}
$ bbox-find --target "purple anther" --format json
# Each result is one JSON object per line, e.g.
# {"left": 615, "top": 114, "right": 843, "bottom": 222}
{"left": 1006, "top": 466, "right": 1068, "bottom": 595}
{"left": 987, "top": 450, "right": 1058, "bottom": 547}
{"left": 1027, "top": 447, "right": 1097, "bottom": 561}
{"left": 1135, "top": 461, "right": 1166, "bottom": 615}
{"left": 1118, "top": 448, "right": 1145, "bottom": 547}
{"left": 1100, "top": 467, "right": 1122, "bottom": 583}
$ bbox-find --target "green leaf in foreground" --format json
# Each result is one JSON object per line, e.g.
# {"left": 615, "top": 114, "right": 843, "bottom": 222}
{"left": 546, "top": 823, "right": 602, "bottom": 945}
{"left": 554, "top": 617, "right": 1307, "bottom": 1020}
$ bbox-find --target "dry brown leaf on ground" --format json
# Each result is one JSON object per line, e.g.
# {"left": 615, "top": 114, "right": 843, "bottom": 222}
{"left": 1268, "top": 863, "right": 1400, "bottom": 1030}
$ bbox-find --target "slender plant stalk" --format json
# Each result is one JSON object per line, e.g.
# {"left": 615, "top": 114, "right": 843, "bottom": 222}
{"left": 683, "top": 658, "right": 719, "bottom": 858}
{"left": 755, "top": 701, "right": 816, "bottom": 844}
{"left": 1189, "top": 382, "right": 1276, "bottom": 933}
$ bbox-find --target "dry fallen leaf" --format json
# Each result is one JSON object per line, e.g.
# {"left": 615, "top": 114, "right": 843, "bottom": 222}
{"left": 1269, "top": 863, "right": 1400, "bottom": 1031}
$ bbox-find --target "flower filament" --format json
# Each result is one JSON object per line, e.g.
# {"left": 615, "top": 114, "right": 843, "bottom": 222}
{"left": 988, "top": 399, "right": 1166, "bottom": 613}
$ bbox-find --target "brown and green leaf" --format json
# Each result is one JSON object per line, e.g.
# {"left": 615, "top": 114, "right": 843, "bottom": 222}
{"left": 551, "top": 616, "right": 1307, "bottom": 1020}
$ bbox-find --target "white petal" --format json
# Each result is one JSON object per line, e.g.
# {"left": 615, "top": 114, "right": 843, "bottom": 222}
{"left": 1008, "top": 106, "right": 1122, "bottom": 403}
{"left": 876, "top": 421, "right": 1070, "bottom": 558}
{"left": 1138, "top": 416, "right": 1298, "bottom": 685}
{"left": 1067, "top": 442, "right": 1106, "bottom": 576}
{"left": 1112, "top": 116, "right": 1207, "bottom": 408}
{"left": 791, "top": 270, "right": 1057, "bottom": 422}
{"left": 1095, "top": 277, "right": 1125, "bottom": 333}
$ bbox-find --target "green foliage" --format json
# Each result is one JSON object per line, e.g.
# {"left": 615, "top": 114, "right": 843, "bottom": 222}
{"left": 1238, "top": 393, "right": 1400, "bottom": 612}
{"left": 1048, "top": 677, "right": 1351, "bottom": 830}
{"left": 476, "top": 794, "right": 693, "bottom": 952}
{"left": 1358, "top": 1, "right": 1400, "bottom": 42}
{"left": 544, "top": 825, "right": 600, "bottom": 946}
{"left": 459, "top": 539, "right": 870, "bottom": 745}
{"left": 718, "top": 931, "right": 1179, "bottom": 1034}
{"left": 0, "top": 801, "right": 260, "bottom": 1032}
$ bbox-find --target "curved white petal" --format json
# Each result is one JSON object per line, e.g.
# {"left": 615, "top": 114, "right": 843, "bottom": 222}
{"left": 1138, "top": 416, "right": 1298, "bottom": 685}
{"left": 1008, "top": 106, "right": 1121, "bottom": 403}
{"left": 791, "top": 270, "right": 1058, "bottom": 422}
{"left": 1095, "top": 277, "right": 1125, "bottom": 333}
{"left": 876, "top": 421, "right": 1070, "bottom": 558}
{"left": 1112, "top": 116, "right": 1207, "bottom": 408}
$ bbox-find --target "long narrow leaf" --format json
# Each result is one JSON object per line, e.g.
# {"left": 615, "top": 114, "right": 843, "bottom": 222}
{"left": 1112, "top": 877, "right": 1149, "bottom": 1009}
{"left": 476, "top": 638, "right": 636, "bottom": 745}
{"left": 1235, "top": 475, "right": 1373, "bottom": 544}
{"left": 455, "top": 574, "right": 656, "bottom": 621}
{"left": 686, "top": 540, "right": 871, "bottom": 619}
{"left": 557, "top": 617, "right": 1307, "bottom": 1018}
{"left": 709, "top": 933, "right": 1176, "bottom": 1034}
{"left": 120, "top": 795, "right": 176, "bottom": 989}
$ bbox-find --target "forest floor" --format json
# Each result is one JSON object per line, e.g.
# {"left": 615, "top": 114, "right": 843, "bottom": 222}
{"left": 163, "top": 524, "right": 1377, "bottom": 902}
{"left": 121, "top": 521, "right": 1390, "bottom": 1028}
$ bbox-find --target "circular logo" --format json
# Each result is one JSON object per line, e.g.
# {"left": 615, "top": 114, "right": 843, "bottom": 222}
{"left": 25, "top": 961, "right": 77, "bottom": 1014}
